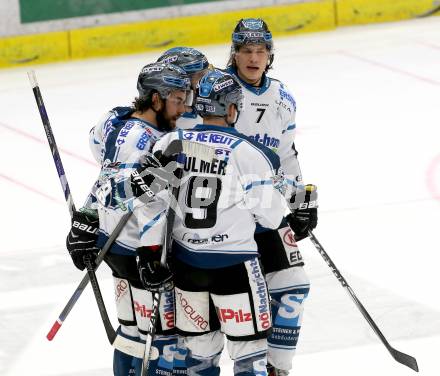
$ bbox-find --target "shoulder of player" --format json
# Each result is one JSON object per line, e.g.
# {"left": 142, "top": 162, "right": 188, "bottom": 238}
{"left": 232, "top": 132, "right": 281, "bottom": 171}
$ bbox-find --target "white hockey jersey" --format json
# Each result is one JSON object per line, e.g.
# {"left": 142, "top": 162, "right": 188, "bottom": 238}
{"left": 226, "top": 67, "right": 303, "bottom": 195}
{"left": 176, "top": 108, "right": 202, "bottom": 130}
{"left": 88, "top": 106, "right": 165, "bottom": 255}
{"left": 143, "top": 124, "right": 289, "bottom": 268}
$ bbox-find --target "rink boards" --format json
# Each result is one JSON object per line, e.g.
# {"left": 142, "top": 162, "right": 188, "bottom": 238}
{"left": 0, "top": 0, "right": 439, "bottom": 68}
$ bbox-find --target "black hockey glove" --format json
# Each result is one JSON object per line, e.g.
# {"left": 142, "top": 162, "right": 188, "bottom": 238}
{"left": 287, "top": 184, "right": 318, "bottom": 241}
{"left": 137, "top": 246, "right": 174, "bottom": 293}
{"left": 130, "top": 152, "right": 179, "bottom": 203}
{"left": 66, "top": 210, "right": 100, "bottom": 271}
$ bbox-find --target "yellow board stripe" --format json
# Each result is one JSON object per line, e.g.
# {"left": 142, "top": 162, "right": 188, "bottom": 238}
{"left": 1, "top": 0, "right": 439, "bottom": 69}
{"left": 336, "top": 0, "right": 440, "bottom": 25}
{"left": 70, "top": 1, "right": 335, "bottom": 59}
{"left": 0, "top": 31, "right": 69, "bottom": 68}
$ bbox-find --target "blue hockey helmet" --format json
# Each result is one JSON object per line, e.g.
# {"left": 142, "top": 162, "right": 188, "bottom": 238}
{"left": 195, "top": 69, "right": 244, "bottom": 120}
{"left": 232, "top": 18, "right": 273, "bottom": 51}
{"left": 229, "top": 18, "right": 274, "bottom": 70}
{"left": 157, "top": 47, "right": 209, "bottom": 75}
{"left": 137, "top": 62, "right": 192, "bottom": 104}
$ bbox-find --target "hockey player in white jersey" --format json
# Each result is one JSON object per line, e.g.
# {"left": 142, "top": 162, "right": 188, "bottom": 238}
{"left": 156, "top": 47, "right": 210, "bottom": 129}
{"left": 130, "top": 69, "right": 293, "bottom": 376}
{"left": 226, "top": 18, "right": 318, "bottom": 375}
{"left": 65, "top": 62, "right": 192, "bottom": 376}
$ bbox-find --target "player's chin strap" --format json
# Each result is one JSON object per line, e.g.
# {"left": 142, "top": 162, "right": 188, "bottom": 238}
{"left": 28, "top": 70, "right": 146, "bottom": 358}
{"left": 307, "top": 231, "right": 418, "bottom": 372}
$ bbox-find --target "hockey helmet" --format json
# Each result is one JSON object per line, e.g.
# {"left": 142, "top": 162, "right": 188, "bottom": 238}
{"left": 230, "top": 18, "right": 274, "bottom": 69}
{"left": 137, "top": 62, "right": 192, "bottom": 105}
{"left": 195, "top": 69, "right": 244, "bottom": 120}
{"left": 157, "top": 47, "right": 209, "bottom": 75}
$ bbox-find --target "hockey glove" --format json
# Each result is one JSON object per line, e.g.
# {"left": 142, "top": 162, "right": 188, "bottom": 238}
{"left": 130, "top": 152, "right": 179, "bottom": 203}
{"left": 137, "top": 246, "right": 174, "bottom": 293}
{"left": 287, "top": 184, "right": 318, "bottom": 241}
{"left": 66, "top": 210, "right": 100, "bottom": 271}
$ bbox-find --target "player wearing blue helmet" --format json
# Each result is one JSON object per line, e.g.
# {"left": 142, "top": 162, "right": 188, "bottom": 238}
{"left": 136, "top": 68, "right": 292, "bottom": 376}
{"left": 66, "top": 62, "right": 192, "bottom": 376}
{"left": 227, "top": 18, "right": 318, "bottom": 376}
{"left": 157, "top": 47, "right": 211, "bottom": 129}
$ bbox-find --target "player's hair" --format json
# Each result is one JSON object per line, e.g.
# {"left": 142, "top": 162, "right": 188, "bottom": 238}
{"left": 132, "top": 90, "right": 157, "bottom": 113}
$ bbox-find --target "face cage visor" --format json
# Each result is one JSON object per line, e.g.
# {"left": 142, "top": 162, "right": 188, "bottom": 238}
{"left": 232, "top": 31, "right": 272, "bottom": 47}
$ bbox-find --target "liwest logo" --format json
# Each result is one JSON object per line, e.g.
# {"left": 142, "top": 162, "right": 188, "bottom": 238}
{"left": 248, "top": 133, "right": 280, "bottom": 148}
{"left": 217, "top": 308, "right": 252, "bottom": 323}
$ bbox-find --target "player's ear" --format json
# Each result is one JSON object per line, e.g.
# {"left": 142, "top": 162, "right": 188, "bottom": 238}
{"left": 151, "top": 92, "right": 163, "bottom": 111}
{"left": 226, "top": 103, "right": 237, "bottom": 125}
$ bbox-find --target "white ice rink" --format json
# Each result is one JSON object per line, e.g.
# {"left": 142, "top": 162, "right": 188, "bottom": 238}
{"left": 1, "top": 15, "right": 440, "bottom": 376}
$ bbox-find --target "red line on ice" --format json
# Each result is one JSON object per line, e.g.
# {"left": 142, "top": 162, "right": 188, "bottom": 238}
{"left": 0, "top": 173, "right": 64, "bottom": 204}
{"left": 0, "top": 122, "right": 97, "bottom": 167}
{"left": 338, "top": 51, "right": 440, "bottom": 86}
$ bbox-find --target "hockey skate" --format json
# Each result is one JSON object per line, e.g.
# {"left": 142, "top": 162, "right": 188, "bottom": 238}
{"left": 267, "top": 363, "right": 289, "bottom": 376}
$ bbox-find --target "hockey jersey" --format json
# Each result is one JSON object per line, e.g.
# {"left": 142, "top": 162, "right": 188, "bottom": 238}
{"left": 144, "top": 124, "right": 289, "bottom": 269}
{"left": 226, "top": 66, "right": 303, "bottom": 195}
{"left": 88, "top": 107, "right": 165, "bottom": 254}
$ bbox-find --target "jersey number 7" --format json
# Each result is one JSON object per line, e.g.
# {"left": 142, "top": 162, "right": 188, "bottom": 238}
{"left": 256, "top": 108, "right": 266, "bottom": 123}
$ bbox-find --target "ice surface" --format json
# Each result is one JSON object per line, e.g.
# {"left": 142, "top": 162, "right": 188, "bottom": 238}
{"left": 1, "top": 16, "right": 440, "bottom": 376}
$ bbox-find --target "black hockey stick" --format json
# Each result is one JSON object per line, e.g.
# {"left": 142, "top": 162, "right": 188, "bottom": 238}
{"left": 140, "top": 140, "right": 216, "bottom": 376}
{"left": 28, "top": 70, "right": 144, "bottom": 358}
{"left": 307, "top": 231, "right": 419, "bottom": 372}
{"left": 27, "top": 71, "right": 75, "bottom": 216}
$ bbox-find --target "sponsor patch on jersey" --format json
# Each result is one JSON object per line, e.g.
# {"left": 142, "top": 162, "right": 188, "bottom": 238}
{"left": 248, "top": 133, "right": 280, "bottom": 148}
{"left": 182, "top": 232, "right": 229, "bottom": 245}
{"left": 116, "top": 122, "right": 134, "bottom": 145}
{"left": 247, "top": 259, "right": 271, "bottom": 331}
{"left": 279, "top": 88, "right": 295, "bottom": 107}
{"left": 136, "top": 131, "right": 151, "bottom": 150}
{"left": 161, "top": 291, "right": 175, "bottom": 329}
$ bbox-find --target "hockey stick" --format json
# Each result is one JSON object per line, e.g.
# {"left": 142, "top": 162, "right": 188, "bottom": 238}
{"left": 140, "top": 140, "right": 216, "bottom": 376}
{"left": 27, "top": 71, "right": 75, "bottom": 216}
{"left": 307, "top": 231, "right": 419, "bottom": 372}
{"left": 28, "top": 70, "right": 144, "bottom": 358}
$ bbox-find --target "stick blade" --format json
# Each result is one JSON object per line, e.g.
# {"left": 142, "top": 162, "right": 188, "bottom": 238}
{"left": 391, "top": 348, "right": 419, "bottom": 372}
